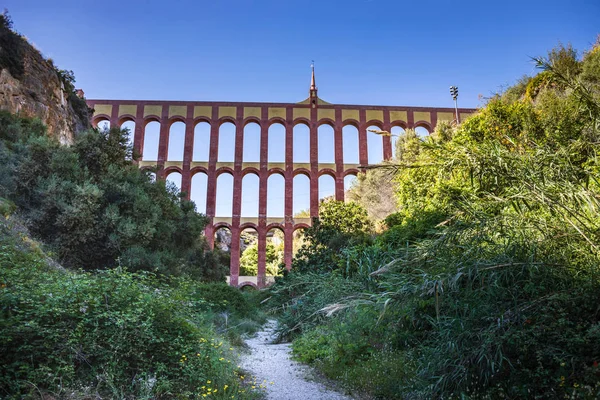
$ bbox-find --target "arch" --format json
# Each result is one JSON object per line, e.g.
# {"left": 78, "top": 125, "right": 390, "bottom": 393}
{"left": 344, "top": 168, "right": 360, "bottom": 177}
{"left": 191, "top": 171, "right": 208, "bottom": 214}
{"left": 318, "top": 168, "right": 336, "bottom": 178}
{"left": 293, "top": 223, "right": 310, "bottom": 232}
{"left": 266, "top": 223, "right": 285, "bottom": 233}
{"left": 267, "top": 168, "right": 285, "bottom": 177}
{"left": 265, "top": 226, "right": 285, "bottom": 276}
{"left": 241, "top": 173, "right": 259, "bottom": 217}
{"left": 95, "top": 117, "right": 110, "bottom": 131}
{"left": 240, "top": 222, "right": 259, "bottom": 231}
{"left": 415, "top": 123, "right": 431, "bottom": 138}
{"left": 344, "top": 173, "right": 358, "bottom": 193}
{"left": 193, "top": 121, "right": 211, "bottom": 162}
{"left": 215, "top": 166, "right": 235, "bottom": 177}
{"left": 342, "top": 125, "right": 359, "bottom": 164}
{"left": 367, "top": 124, "right": 384, "bottom": 164}
{"left": 218, "top": 122, "right": 236, "bottom": 162}
{"left": 268, "top": 117, "right": 287, "bottom": 127}
{"left": 239, "top": 226, "right": 259, "bottom": 277}
{"left": 164, "top": 166, "right": 183, "bottom": 175}
{"left": 190, "top": 166, "right": 209, "bottom": 176}
{"left": 292, "top": 118, "right": 311, "bottom": 127}
{"left": 167, "top": 121, "right": 185, "bottom": 161}
{"left": 243, "top": 117, "right": 262, "bottom": 127}
{"left": 143, "top": 116, "right": 161, "bottom": 125}
{"left": 390, "top": 126, "right": 406, "bottom": 160}
{"left": 120, "top": 120, "right": 135, "bottom": 154}
{"left": 142, "top": 121, "right": 160, "bottom": 161}
{"left": 118, "top": 115, "right": 135, "bottom": 126}
{"left": 318, "top": 124, "right": 335, "bottom": 163}
{"left": 237, "top": 282, "right": 258, "bottom": 290}
{"left": 391, "top": 121, "right": 408, "bottom": 130}
{"left": 193, "top": 116, "right": 211, "bottom": 125}
{"left": 268, "top": 123, "right": 286, "bottom": 163}
{"left": 93, "top": 115, "right": 110, "bottom": 129}
{"left": 341, "top": 119, "right": 360, "bottom": 129}
{"left": 293, "top": 123, "right": 310, "bottom": 163}
{"left": 242, "top": 167, "right": 260, "bottom": 177}
{"left": 243, "top": 122, "right": 261, "bottom": 162}
{"left": 166, "top": 171, "right": 182, "bottom": 193}
{"left": 215, "top": 173, "right": 234, "bottom": 217}
{"left": 214, "top": 222, "right": 232, "bottom": 231}
{"left": 168, "top": 116, "right": 186, "bottom": 126}
{"left": 366, "top": 120, "right": 384, "bottom": 130}
{"left": 267, "top": 173, "right": 285, "bottom": 217}
{"left": 318, "top": 174, "right": 335, "bottom": 202}
{"left": 293, "top": 174, "right": 311, "bottom": 215}
{"left": 292, "top": 168, "right": 311, "bottom": 178}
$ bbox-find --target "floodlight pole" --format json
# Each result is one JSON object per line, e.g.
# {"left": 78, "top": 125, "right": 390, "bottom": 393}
{"left": 450, "top": 86, "right": 460, "bottom": 124}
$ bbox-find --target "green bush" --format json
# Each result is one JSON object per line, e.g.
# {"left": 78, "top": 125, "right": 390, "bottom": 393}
{"left": 0, "top": 224, "right": 258, "bottom": 399}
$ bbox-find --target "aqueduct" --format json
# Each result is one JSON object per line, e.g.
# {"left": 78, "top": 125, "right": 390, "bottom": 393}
{"left": 87, "top": 69, "right": 476, "bottom": 288}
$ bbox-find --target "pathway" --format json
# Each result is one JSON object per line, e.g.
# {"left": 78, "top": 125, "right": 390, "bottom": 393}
{"left": 240, "top": 320, "right": 353, "bottom": 400}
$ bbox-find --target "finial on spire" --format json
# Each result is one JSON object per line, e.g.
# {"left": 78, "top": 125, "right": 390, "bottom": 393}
{"left": 310, "top": 60, "right": 317, "bottom": 91}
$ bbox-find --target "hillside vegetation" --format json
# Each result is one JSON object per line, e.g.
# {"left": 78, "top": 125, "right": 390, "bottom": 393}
{"left": 266, "top": 41, "right": 600, "bottom": 399}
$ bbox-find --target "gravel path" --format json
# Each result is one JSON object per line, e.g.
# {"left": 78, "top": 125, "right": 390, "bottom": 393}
{"left": 240, "top": 320, "right": 353, "bottom": 400}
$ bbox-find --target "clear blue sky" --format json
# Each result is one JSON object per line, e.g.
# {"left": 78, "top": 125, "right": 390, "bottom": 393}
{"left": 5, "top": 0, "right": 599, "bottom": 109}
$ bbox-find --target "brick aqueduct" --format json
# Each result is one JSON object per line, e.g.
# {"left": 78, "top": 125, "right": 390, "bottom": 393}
{"left": 87, "top": 70, "right": 476, "bottom": 288}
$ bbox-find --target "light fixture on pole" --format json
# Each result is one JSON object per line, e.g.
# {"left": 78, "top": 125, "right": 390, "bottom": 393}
{"left": 449, "top": 86, "right": 459, "bottom": 124}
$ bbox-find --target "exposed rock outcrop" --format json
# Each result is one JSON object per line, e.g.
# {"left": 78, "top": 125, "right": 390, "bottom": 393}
{"left": 0, "top": 15, "right": 91, "bottom": 144}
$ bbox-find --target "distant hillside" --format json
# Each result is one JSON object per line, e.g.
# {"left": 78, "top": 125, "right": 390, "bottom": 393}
{"left": 0, "top": 12, "right": 90, "bottom": 143}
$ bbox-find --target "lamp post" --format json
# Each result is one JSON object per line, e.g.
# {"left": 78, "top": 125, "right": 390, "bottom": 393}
{"left": 450, "top": 86, "right": 459, "bottom": 124}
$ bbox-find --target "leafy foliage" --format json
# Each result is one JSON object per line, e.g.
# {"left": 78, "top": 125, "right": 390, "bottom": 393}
{"left": 0, "top": 111, "right": 227, "bottom": 279}
{"left": 268, "top": 40, "right": 600, "bottom": 399}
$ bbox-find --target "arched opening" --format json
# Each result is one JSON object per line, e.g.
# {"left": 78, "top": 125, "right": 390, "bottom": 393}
{"left": 344, "top": 174, "right": 357, "bottom": 195}
{"left": 267, "top": 173, "right": 285, "bottom": 217}
{"left": 266, "top": 227, "right": 285, "bottom": 278}
{"left": 241, "top": 173, "right": 260, "bottom": 217}
{"left": 239, "top": 227, "right": 259, "bottom": 277}
{"left": 144, "top": 170, "right": 156, "bottom": 183}
{"left": 367, "top": 125, "right": 384, "bottom": 164}
{"left": 293, "top": 174, "right": 311, "bottom": 216}
{"left": 96, "top": 119, "right": 110, "bottom": 131}
{"left": 293, "top": 227, "right": 308, "bottom": 257}
{"left": 215, "top": 173, "right": 234, "bottom": 217}
{"left": 167, "top": 121, "right": 185, "bottom": 161}
{"left": 293, "top": 123, "right": 310, "bottom": 163}
{"left": 319, "top": 174, "right": 335, "bottom": 202}
{"left": 166, "top": 171, "right": 182, "bottom": 194}
{"left": 268, "top": 123, "right": 286, "bottom": 163}
{"left": 243, "top": 122, "right": 261, "bottom": 162}
{"left": 190, "top": 172, "right": 208, "bottom": 214}
{"left": 213, "top": 226, "right": 232, "bottom": 272}
{"left": 193, "top": 122, "right": 211, "bottom": 161}
{"left": 218, "top": 122, "right": 236, "bottom": 162}
{"left": 391, "top": 126, "right": 406, "bottom": 160}
{"left": 415, "top": 126, "right": 430, "bottom": 139}
{"left": 143, "top": 121, "right": 160, "bottom": 161}
{"left": 318, "top": 124, "right": 335, "bottom": 163}
{"left": 342, "top": 125, "right": 359, "bottom": 164}
{"left": 120, "top": 120, "right": 135, "bottom": 153}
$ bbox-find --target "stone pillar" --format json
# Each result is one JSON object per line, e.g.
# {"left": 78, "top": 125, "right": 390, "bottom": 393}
{"left": 284, "top": 225, "right": 293, "bottom": 271}
{"left": 181, "top": 105, "right": 194, "bottom": 199}
{"left": 310, "top": 108, "right": 319, "bottom": 217}
{"left": 229, "top": 225, "right": 240, "bottom": 287}
{"left": 109, "top": 103, "right": 119, "bottom": 128}
{"left": 230, "top": 107, "right": 244, "bottom": 286}
{"left": 382, "top": 110, "right": 392, "bottom": 161}
{"left": 205, "top": 107, "right": 219, "bottom": 219}
{"left": 407, "top": 110, "right": 415, "bottom": 130}
{"left": 156, "top": 105, "right": 170, "bottom": 178}
{"left": 334, "top": 109, "right": 345, "bottom": 200}
{"left": 358, "top": 109, "right": 368, "bottom": 166}
{"left": 257, "top": 107, "right": 269, "bottom": 286}
{"left": 133, "top": 106, "right": 145, "bottom": 161}
{"left": 257, "top": 226, "right": 267, "bottom": 288}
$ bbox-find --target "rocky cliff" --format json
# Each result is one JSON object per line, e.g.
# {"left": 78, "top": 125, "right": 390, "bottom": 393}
{"left": 0, "top": 14, "right": 90, "bottom": 144}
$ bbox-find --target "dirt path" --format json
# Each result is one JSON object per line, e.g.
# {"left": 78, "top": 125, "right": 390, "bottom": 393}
{"left": 240, "top": 320, "right": 353, "bottom": 400}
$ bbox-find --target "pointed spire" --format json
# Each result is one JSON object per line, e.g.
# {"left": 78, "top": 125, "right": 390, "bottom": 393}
{"left": 310, "top": 60, "right": 317, "bottom": 91}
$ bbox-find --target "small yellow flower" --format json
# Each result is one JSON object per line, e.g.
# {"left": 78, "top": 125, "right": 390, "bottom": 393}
{"left": 207, "top": 380, "right": 211, "bottom": 384}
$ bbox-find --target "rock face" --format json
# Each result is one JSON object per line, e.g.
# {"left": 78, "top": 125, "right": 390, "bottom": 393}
{"left": 0, "top": 20, "right": 90, "bottom": 144}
